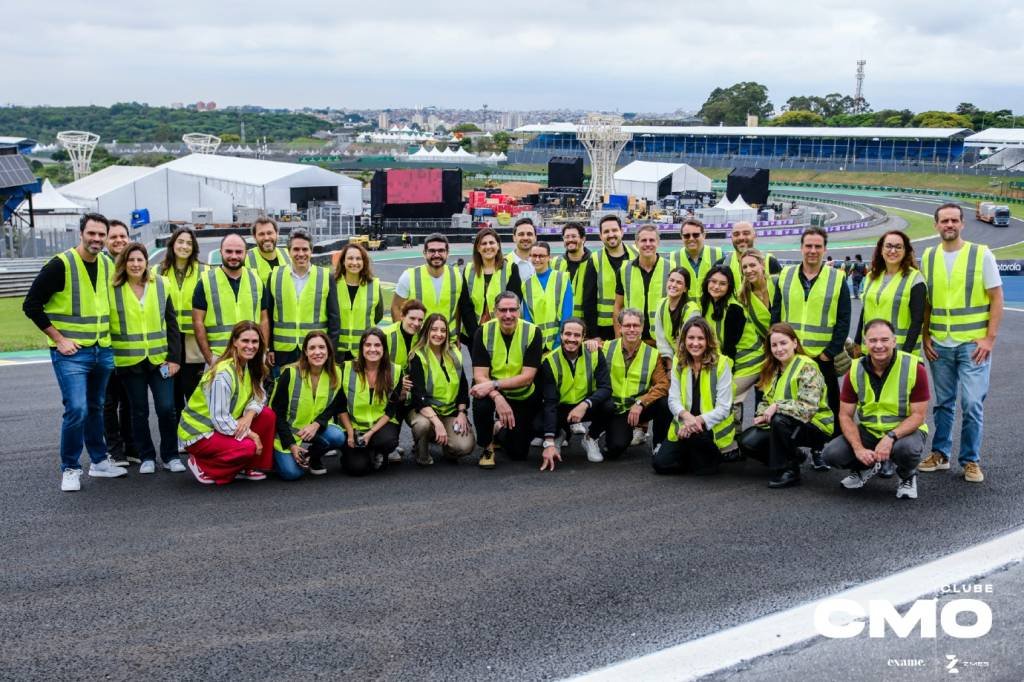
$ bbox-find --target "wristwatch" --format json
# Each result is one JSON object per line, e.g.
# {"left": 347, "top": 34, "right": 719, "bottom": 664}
{"left": 542, "top": 439, "right": 556, "bottom": 449}
{"left": 634, "top": 398, "right": 645, "bottom": 408}
{"left": 886, "top": 430, "right": 898, "bottom": 441}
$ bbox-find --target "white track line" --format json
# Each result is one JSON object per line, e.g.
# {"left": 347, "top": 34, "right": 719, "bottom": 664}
{"left": 570, "top": 526, "right": 1024, "bottom": 682}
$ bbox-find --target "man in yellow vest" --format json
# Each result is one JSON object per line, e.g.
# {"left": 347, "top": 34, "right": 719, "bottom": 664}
{"left": 521, "top": 242, "right": 573, "bottom": 350}
{"left": 614, "top": 224, "right": 670, "bottom": 342}
{"left": 102, "top": 219, "right": 138, "bottom": 467}
{"left": 823, "top": 319, "right": 930, "bottom": 499}
{"left": 470, "top": 291, "right": 544, "bottom": 469}
{"left": 266, "top": 228, "right": 340, "bottom": 371}
{"left": 715, "top": 221, "right": 781, "bottom": 284}
{"left": 193, "top": 233, "right": 270, "bottom": 365}
{"left": 391, "top": 233, "right": 462, "bottom": 334}
{"left": 582, "top": 214, "right": 637, "bottom": 344}
{"left": 22, "top": 213, "right": 128, "bottom": 491}
{"left": 672, "top": 218, "right": 723, "bottom": 292}
{"left": 919, "top": 203, "right": 1004, "bottom": 483}
{"left": 550, "top": 222, "right": 591, "bottom": 318}
{"left": 245, "top": 217, "right": 291, "bottom": 283}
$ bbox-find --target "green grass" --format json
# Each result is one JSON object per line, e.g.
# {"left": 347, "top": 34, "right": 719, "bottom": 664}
{"left": 862, "top": 205, "right": 937, "bottom": 240}
{"left": 0, "top": 298, "right": 46, "bottom": 352}
{"left": 993, "top": 242, "right": 1024, "bottom": 258}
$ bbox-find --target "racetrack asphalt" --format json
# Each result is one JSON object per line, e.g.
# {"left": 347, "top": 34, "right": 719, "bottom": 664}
{"left": 2, "top": 193, "right": 1022, "bottom": 681}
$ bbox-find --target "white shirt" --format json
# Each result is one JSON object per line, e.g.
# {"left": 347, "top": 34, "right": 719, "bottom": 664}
{"left": 395, "top": 268, "right": 443, "bottom": 300}
{"left": 935, "top": 245, "right": 1001, "bottom": 347}
{"left": 509, "top": 252, "right": 535, "bottom": 282}
{"left": 667, "top": 361, "right": 733, "bottom": 430}
{"left": 290, "top": 268, "right": 310, "bottom": 297}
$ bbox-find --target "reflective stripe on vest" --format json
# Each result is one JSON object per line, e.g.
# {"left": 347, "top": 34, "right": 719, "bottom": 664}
{"left": 43, "top": 248, "right": 112, "bottom": 347}
{"left": 272, "top": 364, "right": 342, "bottom": 451}
{"left": 337, "top": 278, "right": 381, "bottom": 355}
{"left": 270, "top": 265, "right": 329, "bottom": 351}
{"left": 545, "top": 347, "right": 597, "bottom": 406}
{"left": 622, "top": 256, "right": 670, "bottom": 330}
{"left": 590, "top": 245, "right": 636, "bottom": 325}
{"left": 733, "top": 277, "right": 777, "bottom": 378}
{"left": 921, "top": 244, "right": 991, "bottom": 343}
{"left": 202, "top": 268, "right": 262, "bottom": 358}
{"left": 465, "top": 261, "right": 512, "bottom": 323}
{"left": 606, "top": 338, "right": 656, "bottom": 413}
{"left": 409, "top": 264, "right": 460, "bottom": 334}
{"left": 552, "top": 251, "right": 589, "bottom": 317}
{"left": 482, "top": 318, "right": 537, "bottom": 400}
{"left": 109, "top": 277, "right": 169, "bottom": 367}
{"left": 667, "top": 358, "right": 736, "bottom": 449}
{"left": 245, "top": 247, "right": 291, "bottom": 281}
{"left": 779, "top": 265, "right": 844, "bottom": 356}
{"left": 382, "top": 321, "right": 414, "bottom": 367}
{"left": 764, "top": 354, "right": 834, "bottom": 435}
{"left": 860, "top": 268, "right": 925, "bottom": 351}
{"left": 522, "top": 269, "right": 567, "bottom": 349}
{"left": 154, "top": 263, "right": 204, "bottom": 334}
{"left": 342, "top": 360, "right": 398, "bottom": 431}
{"left": 850, "top": 351, "right": 928, "bottom": 438}
{"left": 417, "top": 348, "right": 462, "bottom": 415}
{"left": 656, "top": 297, "right": 700, "bottom": 357}
{"left": 673, "top": 245, "right": 723, "bottom": 291}
{"left": 177, "top": 360, "right": 253, "bottom": 441}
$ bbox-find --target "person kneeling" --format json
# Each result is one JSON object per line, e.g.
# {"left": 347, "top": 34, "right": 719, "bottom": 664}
{"left": 407, "top": 314, "right": 476, "bottom": 465}
{"left": 270, "top": 331, "right": 348, "bottom": 480}
{"left": 178, "top": 321, "right": 275, "bottom": 485}
{"left": 822, "top": 319, "right": 929, "bottom": 499}
{"left": 654, "top": 318, "right": 736, "bottom": 476}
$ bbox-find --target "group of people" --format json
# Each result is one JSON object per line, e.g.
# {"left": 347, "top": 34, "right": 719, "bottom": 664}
{"left": 27, "top": 204, "right": 1002, "bottom": 500}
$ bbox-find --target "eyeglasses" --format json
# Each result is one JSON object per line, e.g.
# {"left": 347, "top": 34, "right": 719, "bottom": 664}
{"left": 882, "top": 244, "right": 905, "bottom": 252}
{"left": 425, "top": 248, "right": 447, "bottom": 254}
{"left": 682, "top": 233, "right": 701, "bottom": 239}
{"left": 495, "top": 307, "right": 519, "bottom": 314}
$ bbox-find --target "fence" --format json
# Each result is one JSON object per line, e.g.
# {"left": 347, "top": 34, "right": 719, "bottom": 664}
{"left": 1, "top": 226, "right": 79, "bottom": 259}
{"left": 0, "top": 257, "right": 50, "bottom": 297}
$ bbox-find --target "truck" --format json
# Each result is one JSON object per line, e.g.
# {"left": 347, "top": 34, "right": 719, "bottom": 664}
{"left": 976, "top": 202, "right": 1011, "bottom": 227}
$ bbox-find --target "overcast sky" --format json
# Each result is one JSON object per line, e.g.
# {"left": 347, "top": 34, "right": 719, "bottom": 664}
{"left": 6, "top": 0, "right": 1023, "bottom": 114}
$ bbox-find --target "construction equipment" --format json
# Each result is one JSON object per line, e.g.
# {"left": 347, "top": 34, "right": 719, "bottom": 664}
{"left": 349, "top": 234, "right": 384, "bottom": 251}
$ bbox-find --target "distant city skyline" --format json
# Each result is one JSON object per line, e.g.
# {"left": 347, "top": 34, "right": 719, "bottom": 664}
{"left": 5, "top": 0, "right": 1023, "bottom": 114}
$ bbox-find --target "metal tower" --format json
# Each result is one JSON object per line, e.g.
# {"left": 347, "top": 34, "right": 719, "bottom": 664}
{"left": 854, "top": 60, "right": 867, "bottom": 113}
{"left": 56, "top": 131, "right": 100, "bottom": 181}
{"left": 182, "top": 133, "right": 222, "bottom": 154}
{"left": 577, "top": 114, "right": 631, "bottom": 209}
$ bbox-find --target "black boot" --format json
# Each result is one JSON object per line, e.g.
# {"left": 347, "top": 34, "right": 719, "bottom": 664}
{"left": 768, "top": 468, "right": 801, "bottom": 488}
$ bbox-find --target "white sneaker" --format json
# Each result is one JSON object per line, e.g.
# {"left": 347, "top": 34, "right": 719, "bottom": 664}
{"left": 570, "top": 423, "right": 587, "bottom": 435}
{"left": 61, "top": 469, "right": 82, "bottom": 492}
{"left": 583, "top": 436, "right": 604, "bottom": 463}
{"left": 530, "top": 437, "right": 543, "bottom": 447}
{"left": 388, "top": 449, "right": 403, "bottom": 464}
{"left": 139, "top": 460, "right": 156, "bottom": 474}
{"left": 88, "top": 459, "right": 128, "bottom": 478}
{"left": 163, "top": 459, "right": 187, "bottom": 473}
{"left": 631, "top": 427, "right": 648, "bottom": 446}
{"left": 186, "top": 456, "right": 214, "bottom": 485}
{"left": 108, "top": 456, "right": 130, "bottom": 467}
{"left": 896, "top": 473, "right": 918, "bottom": 500}
{"left": 840, "top": 463, "right": 879, "bottom": 490}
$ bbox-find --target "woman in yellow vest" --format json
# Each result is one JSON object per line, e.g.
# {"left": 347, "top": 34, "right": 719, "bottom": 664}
{"left": 737, "top": 323, "right": 834, "bottom": 488}
{"left": 270, "top": 331, "right": 347, "bottom": 479}
{"left": 110, "top": 242, "right": 185, "bottom": 474}
{"left": 459, "top": 227, "right": 522, "bottom": 344}
{"left": 407, "top": 313, "right": 475, "bottom": 465}
{"left": 178, "top": 321, "right": 275, "bottom": 485}
{"left": 853, "top": 230, "right": 926, "bottom": 355}
{"left": 698, "top": 265, "right": 747, "bottom": 362}
{"left": 732, "top": 249, "right": 780, "bottom": 438}
{"left": 154, "top": 226, "right": 205, "bottom": 420}
{"left": 654, "top": 317, "right": 736, "bottom": 476}
{"left": 334, "top": 242, "right": 383, "bottom": 362}
{"left": 338, "top": 328, "right": 406, "bottom": 476}
{"left": 654, "top": 267, "right": 700, "bottom": 360}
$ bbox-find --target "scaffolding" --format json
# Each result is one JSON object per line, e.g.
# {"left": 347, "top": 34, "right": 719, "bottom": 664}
{"left": 577, "top": 114, "right": 631, "bottom": 208}
{"left": 56, "top": 130, "right": 100, "bottom": 181}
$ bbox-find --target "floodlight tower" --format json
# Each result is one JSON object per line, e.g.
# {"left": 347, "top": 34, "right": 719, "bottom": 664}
{"left": 182, "top": 133, "right": 222, "bottom": 154}
{"left": 577, "top": 114, "right": 631, "bottom": 209}
{"left": 56, "top": 130, "right": 100, "bottom": 181}
{"left": 854, "top": 60, "right": 867, "bottom": 113}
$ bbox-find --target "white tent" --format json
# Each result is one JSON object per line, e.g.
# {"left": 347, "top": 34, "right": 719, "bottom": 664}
{"left": 16, "top": 179, "right": 85, "bottom": 230}
{"left": 714, "top": 195, "right": 734, "bottom": 209}
{"left": 613, "top": 161, "right": 712, "bottom": 200}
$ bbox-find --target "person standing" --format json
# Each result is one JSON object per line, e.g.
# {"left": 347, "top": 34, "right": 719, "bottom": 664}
{"left": 101, "top": 219, "right": 137, "bottom": 466}
{"left": 245, "top": 217, "right": 291, "bottom": 283}
{"left": 391, "top": 233, "right": 463, "bottom": 335}
{"left": 522, "top": 242, "right": 572, "bottom": 350}
{"left": 22, "top": 213, "right": 128, "bottom": 491}
{"left": 582, "top": 215, "right": 637, "bottom": 343}
{"left": 550, "top": 222, "right": 591, "bottom": 318}
{"left": 854, "top": 231, "right": 926, "bottom": 357}
{"left": 715, "top": 220, "right": 781, "bottom": 286}
{"left": 192, "top": 233, "right": 270, "bottom": 366}
{"left": 334, "top": 241, "right": 383, "bottom": 363}
{"left": 698, "top": 265, "right": 746, "bottom": 362}
{"left": 919, "top": 203, "right": 1003, "bottom": 483}
{"left": 459, "top": 227, "right": 521, "bottom": 344}
{"left": 653, "top": 268, "right": 700, "bottom": 361}
{"left": 850, "top": 254, "right": 866, "bottom": 299}
{"left": 505, "top": 217, "right": 538, "bottom": 282}
{"left": 266, "top": 228, "right": 339, "bottom": 371}
{"left": 671, "top": 218, "right": 723, "bottom": 294}
{"left": 109, "top": 242, "right": 185, "bottom": 474}
{"left": 615, "top": 224, "right": 671, "bottom": 342}
{"left": 733, "top": 250, "right": 779, "bottom": 429}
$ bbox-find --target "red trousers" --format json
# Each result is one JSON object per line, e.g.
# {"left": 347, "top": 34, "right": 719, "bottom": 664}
{"left": 186, "top": 407, "right": 276, "bottom": 485}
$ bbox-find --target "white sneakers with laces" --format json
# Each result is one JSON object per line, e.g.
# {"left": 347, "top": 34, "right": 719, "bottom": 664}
{"left": 61, "top": 469, "right": 82, "bottom": 492}
{"left": 840, "top": 463, "right": 880, "bottom": 489}
{"left": 88, "top": 459, "right": 128, "bottom": 478}
{"left": 896, "top": 474, "right": 918, "bottom": 499}
{"left": 583, "top": 436, "right": 604, "bottom": 463}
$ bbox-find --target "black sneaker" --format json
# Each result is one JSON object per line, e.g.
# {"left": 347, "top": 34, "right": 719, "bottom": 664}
{"left": 811, "top": 450, "right": 830, "bottom": 471}
{"left": 308, "top": 454, "right": 327, "bottom": 476}
{"left": 877, "top": 459, "right": 896, "bottom": 478}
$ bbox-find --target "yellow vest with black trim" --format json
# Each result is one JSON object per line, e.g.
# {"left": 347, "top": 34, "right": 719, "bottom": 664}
{"left": 848, "top": 351, "right": 928, "bottom": 439}
{"left": 920, "top": 243, "right": 992, "bottom": 344}
{"left": 656, "top": 297, "right": 700, "bottom": 357}
{"left": 778, "top": 265, "right": 845, "bottom": 356}
{"left": 108, "top": 277, "right": 170, "bottom": 368}
{"left": 481, "top": 318, "right": 539, "bottom": 401}
{"left": 153, "top": 263, "right": 206, "bottom": 335}
{"left": 672, "top": 245, "right": 724, "bottom": 291}
{"left": 721, "top": 250, "right": 776, "bottom": 289}
{"left": 860, "top": 268, "right": 925, "bottom": 352}
{"left": 522, "top": 269, "right": 568, "bottom": 349}
{"left": 589, "top": 245, "right": 637, "bottom": 327}
{"left": 763, "top": 354, "right": 834, "bottom": 436}
{"left": 622, "top": 256, "right": 671, "bottom": 331}
{"left": 272, "top": 364, "right": 343, "bottom": 451}
{"left": 551, "top": 250, "right": 589, "bottom": 317}
{"left": 341, "top": 360, "right": 399, "bottom": 431}
{"left": 269, "top": 265, "right": 330, "bottom": 352}
{"left": 733, "top": 277, "right": 778, "bottom": 379}
{"left": 199, "top": 268, "right": 263, "bottom": 358}
{"left": 177, "top": 360, "right": 254, "bottom": 442}
{"left": 382, "top": 321, "right": 416, "bottom": 367}
{"left": 407, "top": 264, "right": 462, "bottom": 334}
{"left": 464, "top": 261, "right": 516, "bottom": 325}
{"left": 667, "top": 358, "right": 736, "bottom": 449}
{"left": 43, "top": 248, "right": 113, "bottom": 348}
{"left": 336, "top": 277, "right": 382, "bottom": 356}
{"left": 245, "top": 247, "right": 291, "bottom": 282}
{"left": 605, "top": 338, "right": 657, "bottom": 413}
{"left": 543, "top": 346, "right": 599, "bottom": 406}
{"left": 415, "top": 347, "right": 463, "bottom": 416}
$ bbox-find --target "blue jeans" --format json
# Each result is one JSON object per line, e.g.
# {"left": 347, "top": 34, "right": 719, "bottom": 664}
{"left": 273, "top": 424, "right": 347, "bottom": 481}
{"left": 50, "top": 345, "right": 114, "bottom": 471}
{"left": 930, "top": 342, "right": 990, "bottom": 464}
{"left": 120, "top": 365, "right": 178, "bottom": 464}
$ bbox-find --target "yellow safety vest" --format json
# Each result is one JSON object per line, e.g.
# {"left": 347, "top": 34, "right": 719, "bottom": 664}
{"left": 269, "top": 265, "right": 330, "bottom": 352}
{"left": 656, "top": 297, "right": 701, "bottom": 357}
{"left": 381, "top": 321, "right": 416, "bottom": 367}
{"left": 667, "top": 358, "right": 736, "bottom": 449}
{"left": 245, "top": 247, "right": 291, "bottom": 282}
{"left": 336, "top": 277, "right": 382, "bottom": 356}
{"left": 848, "top": 351, "right": 928, "bottom": 438}
{"left": 272, "top": 364, "right": 343, "bottom": 451}
{"left": 199, "top": 268, "right": 263, "bottom": 358}
{"left": 589, "top": 245, "right": 637, "bottom": 326}
{"left": 481, "top": 318, "right": 539, "bottom": 400}
{"left": 177, "top": 360, "right": 254, "bottom": 442}
{"left": 734, "top": 277, "right": 778, "bottom": 378}
{"left": 407, "top": 264, "right": 462, "bottom": 334}
{"left": 778, "top": 265, "right": 845, "bottom": 357}
{"left": 415, "top": 347, "right": 463, "bottom": 416}
{"left": 153, "top": 263, "right": 205, "bottom": 335}
{"left": 860, "top": 268, "right": 925, "bottom": 352}
{"left": 522, "top": 269, "right": 569, "bottom": 349}
{"left": 722, "top": 250, "right": 776, "bottom": 289}
{"left": 921, "top": 243, "right": 992, "bottom": 344}
{"left": 763, "top": 354, "right": 834, "bottom": 436}
{"left": 672, "top": 245, "right": 724, "bottom": 291}
{"left": 43, "top": 248, "right": 112, "bottom": 348}
{"left": 605, "top": 338, "right": 657, "bottom": 413}
{"left": 551, "top": 250, "right": 590, "bottom": 317}
{"left": 464, "top": 261, "right": 516, "bottom": 325}
{"left": 109, "top": 277, "right": 169, "bottom": 368}
{"left": 543, "top": 346, "right": 599, "bottom": 406}
{"left": 341, "top": 360, "right": 399, "bottom": 431}
{"left": 621, "top": 256, "right": 670, "bottom": 331}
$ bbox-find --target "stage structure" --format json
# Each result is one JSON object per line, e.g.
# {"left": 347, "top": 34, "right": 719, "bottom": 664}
{"left": 182, "top": 133, "right": 222, "bottom": 155}
{"left": 56, "top": 131, "right": 100, "bottom": 181}
{"left": 577, "top": 114, "right": 631, "bottom": 209}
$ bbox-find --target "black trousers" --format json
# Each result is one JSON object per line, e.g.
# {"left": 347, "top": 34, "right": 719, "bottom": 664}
{"left": 104, "top": 372, "right": 136, "bottom": 459}
{"left": 815, "top": 356, "right": 841, "bottom": 424}
{"left": 473, "top": 393, "right": 539, "bottom": 458}
{"left": 596, "top": 399, "right": 670, "bottom": 459}
{"left": 341, "top": 422, "right": 401, "bottom": 476}
{"left": 653, "top": 430, "right": 721, "bottom": 475}
{"left": 738, "top": 413, "right": 827, "bottom": 473}
{"left": 534, "top": 400, "right": 609, "bottom": 439}
{"left": 174, "top": 362, "right": 205, "bottom": 421}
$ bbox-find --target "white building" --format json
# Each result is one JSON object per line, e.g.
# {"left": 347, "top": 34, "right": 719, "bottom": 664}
{"left": 613, "top": 161, "right": 712, "bottom": 200}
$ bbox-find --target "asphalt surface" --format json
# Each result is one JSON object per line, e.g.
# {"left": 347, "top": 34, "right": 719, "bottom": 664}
{"left": 3, "top": 193, "right": 1023, "bottom": 681}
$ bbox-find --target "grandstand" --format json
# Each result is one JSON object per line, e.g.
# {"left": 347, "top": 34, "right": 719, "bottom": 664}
{"left": 966, "top": 129, "right": 1024, "bottom": 172}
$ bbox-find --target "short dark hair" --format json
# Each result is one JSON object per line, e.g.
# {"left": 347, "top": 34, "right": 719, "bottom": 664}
{"left": 530, "top": 241, "right": 551, "bottom": 255}
{"left": 494, "top": 291, "right": 520, "bottom": 308}
{"left": 79, "top": 212, "right": 109, "bottom": 233}
{"left": 220, "top": 232, "right": 246, "bottom": 250}
{"left": 252, "top": 217, "right": 278, "bottom": 236}
{"left": 863, "top": 318, "right": 895, "bottom": 335}
{"left": 561, "top": 222, "right": 584, "bottom": 239}
{"left": 934, "top": 202, "right": 963, "bottom": 222}
{"left": 400, "top": 299, "right": 427, "bottom": 316}
{"left": 680, "top": 218, "right": 705, "bottom": 234}
{"left": 108, "top": 219, "right": 129, "bottom": 234}
{"left": 801, "top": 226, "right": 828, "bottom": 246}
{"left": 288, "top": 228, "right": 312, "bottom": 247}
{"left": 513, "top": 217, "right": 535, "bottom": 231}
{"left": 423, "top": 233, "right": 449, "bottom": 249}
{"left": 598, "top": 214, "right": 622, "bottom": 229}
{"left": 561, "top": 317, "right": 587, "bottom": 336}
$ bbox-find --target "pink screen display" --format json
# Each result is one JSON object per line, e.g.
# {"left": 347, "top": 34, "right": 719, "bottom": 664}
{"left": 387, "top": 169, "right": 443, "bottom": 204}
